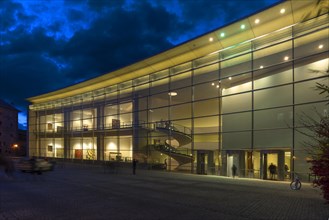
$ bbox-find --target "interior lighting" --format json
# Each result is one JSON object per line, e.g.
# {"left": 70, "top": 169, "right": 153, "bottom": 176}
{"left": 220, "top": 32, "right": 225, "bottom": 38}
{"left": 168, "top": 92, "right": 177, "bottom": 96}
{"left": 284, "top": 56, "right": 289, "bottom": 61}
{"left": 254, "top": 19, "right": 260, "bottom": 24}
{"left": 216, "top": 85, "right": 220, "bottom": 88}
{"left": 211, "top": 82, "right": 215, "bottom": 86}
{"left": 240, "top": 24, "right": 246, "bottom": 29}
{"left": 318, "top": 44, "right": 324, "bottom": 49}
{"left": 260, "top": 65, "right": 264, "bottom": 69}
{"left": 280, "top": 8, "right": 285, "bottom": 14}
{"left": 209, "top": 37, "right": 213, "bottom": 42}
{"left": 228, "top": 77, "right": 232, "bottom": 80}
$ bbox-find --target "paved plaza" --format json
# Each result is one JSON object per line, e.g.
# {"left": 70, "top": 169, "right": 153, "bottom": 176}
{"left": 0, "top": 162, "right": 328, "bottom": 220}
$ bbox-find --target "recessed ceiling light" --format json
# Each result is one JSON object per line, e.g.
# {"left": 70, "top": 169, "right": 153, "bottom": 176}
{"left": 280, "top": 8, "right": 285, "bottom": 14}
{"left": 318, "top": 44, "right": 324, "bottom": 49}
{"left": 228, "top": 77, "right": 232, "bottom": 80}
{"left": 284, "top": 56, "right": 289, "bottom": 61}
{"left": 260, "top": 65, "right": 264, "bottom": 69}
{"left": 168, "top": 92, "right": 177, "bottom": 96}
{"left": 211, "top": 82, "right": 215, "bottom": 86}
{"left": 220, "top": 32, "right": 225, "bottom": 38}
{"left": 216, "top": 85, "right": 220, "bottom": 88}
{"left": 209, "top": 37, "right": 213, "bottom": 42}
{"left": 240, "top": 24, "right": 246, "bottom": 29}
{"left": 255, "top": 19, "right": 260, "bottom": 24}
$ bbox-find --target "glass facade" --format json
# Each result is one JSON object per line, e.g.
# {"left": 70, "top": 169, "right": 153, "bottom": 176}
{"left": 28, "top": 1, "right": 329, "bottom": 181}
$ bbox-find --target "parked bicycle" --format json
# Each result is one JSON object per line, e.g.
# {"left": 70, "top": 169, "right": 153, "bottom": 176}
{"left": 290, "top": 173, "right": 302, "bottom": 190}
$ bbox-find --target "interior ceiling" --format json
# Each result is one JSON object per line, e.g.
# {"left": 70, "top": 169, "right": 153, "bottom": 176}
{"left": 27, "top": 0, "right": 327, "bottom": 104}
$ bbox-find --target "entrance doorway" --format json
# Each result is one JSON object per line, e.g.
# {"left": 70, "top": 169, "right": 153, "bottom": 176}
{"left": 261, "top": 150, "right": 289, "bottom": 181}
{"left": 227, "top": 154, "right": 239, "bottom": 177}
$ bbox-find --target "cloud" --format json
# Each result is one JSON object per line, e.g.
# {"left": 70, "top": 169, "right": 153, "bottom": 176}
{"left": 0, "top": 0, "right": 281, "bottom": 130}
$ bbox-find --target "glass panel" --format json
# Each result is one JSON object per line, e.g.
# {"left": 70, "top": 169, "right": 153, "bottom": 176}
{"left": 294, "top": 57, "right": 329, "bottom": 82}
{"left": 104, "top": 137, "right": 119, "bottom": 161}
{"left": 222, "top": 112, "right": 251, "bottom": 132}
{"left": 221, "top": 74, "right": 252, "bottom": 95}
{"left": 170, "top": 71, "right": 192, "bottom": 90}
{"left": 137, "top": 97, "right": 148, "bottom": 111}
{"left": 254, "top": 129, "right": 292, "bottom": 149}
{"left": 193, "top": 63, "right": 219, "bottom": 84}
{"left": 149, "top": 107, "right": 168, "bottom": 123}
{"left": 221, "top": 92, "right": 252, "bottom": 114}
{"left": 150, "top": 92, "right": 169, "bottom": 108}
{"left": 170, "top": 62, "right": 191, "bottom": 75}
{"left": 120, "top": 102, "right": 132, "bottom": 114}
{"left": 294, "top": 29, "right": 329, "bottom": 59}
{"left": 254, "top": 63, "right": 292, "bottom": 90}
{"left": 221, "top": 42, "right": 251, "bottom": 60}
{"left": 253, "top": 27, "right": 291, "bottom": 50}
{"left": 133, "top": 75, "right": 149, "bottom": 86}
{"left": 193, "top": 116, "right": 219, "bottom": 134}
{"left": 294, "top": 102, "right": 329, "bottom": 127}
{"left": 119, "top": 136, "right": 133, "bottom": 161}
{"left": 295, "top": 78, "right": 329, "bottom": 104}
{"left": 150, "top": 69, "right": 169, "bottom": 81}
{"left": 137, "top": 110, "right": 148, "bottom": 125}
{"left": 221, "top": 54, "right": 252, "bottom": 78}
{"left": 293, "top": 14, "right": 328, "bottom": 38}
{"left": 151, "top": 78, "right": 169, "bottom": 94}
{"left": 119, "top": 87, "right": 132, "bottom": 99}
{"left": 194, "top": 53, "right": 219, "bottom": 68}
{"left": 254, "top": 85, "right": 292, "bottom": 109}
{"left": 134, "top": 82, "right": 149, "bottom": 94}
{"left": 222, "top": 131, "right": 251, "bottom": 150}
{"left": 194, "top": 81, "right": 219, "bottom": 101}
{"left": 120, "top": 113, "right": 132, "bottom": 128}
{"left": 253, "top": 41, "right": 292, "bottom": 69}
{"left": 194, "top": 99, "right": 218, "bottom": 117}
{"left": 194, "top": 134, "right": 219, "bottom": 151}
{"left": 171, "top": 103, "right": 192, "bottom": 120}
{"left": 254, "top": 107, "right": 293, "bottom": 130}
{"left": 170, "top": 87, "right": 191, "bottom": 105}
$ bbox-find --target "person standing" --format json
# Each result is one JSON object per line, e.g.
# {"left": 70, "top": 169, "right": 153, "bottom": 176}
{"left": 232, "top": 164, "right": 237, "bottom": 178}
{"left": 132, "top": 159, "right": 137, "bottom": 175}
{"left": 268, "top": 163, "right": 276, "bottom": 180}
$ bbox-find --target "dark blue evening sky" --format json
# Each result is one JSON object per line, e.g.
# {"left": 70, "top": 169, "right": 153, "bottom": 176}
{"left": 0, "top": 0, "right": 282, "bottom": 129}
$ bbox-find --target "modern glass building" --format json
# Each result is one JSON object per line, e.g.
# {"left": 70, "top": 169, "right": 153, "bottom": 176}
{"left": 27, "top": 0, "right": 328, "bottom": 181}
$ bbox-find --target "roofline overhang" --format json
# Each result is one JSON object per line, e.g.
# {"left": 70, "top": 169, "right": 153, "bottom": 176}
{"left": 27, "top": 0, "right": 328, "bottom": 104}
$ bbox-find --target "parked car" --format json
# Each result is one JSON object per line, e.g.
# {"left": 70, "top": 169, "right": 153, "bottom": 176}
{"left": 16, "top": 158, "right": 55, "bottom": 174}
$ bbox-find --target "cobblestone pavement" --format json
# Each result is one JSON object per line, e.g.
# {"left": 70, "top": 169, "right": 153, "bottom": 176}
{"left": 0, "top": 163, "right": 328, "bottom": 220}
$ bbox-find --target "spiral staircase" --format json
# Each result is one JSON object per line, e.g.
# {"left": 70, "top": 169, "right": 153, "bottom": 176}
{"left": 152, "top": 121, "right": 193, "bottom": 168}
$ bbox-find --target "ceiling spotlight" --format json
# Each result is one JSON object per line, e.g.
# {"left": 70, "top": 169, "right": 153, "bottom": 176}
{"left": 318, "top": 44, "right": 324, "bottom": 49}
{"left": 284, "top": 56, "right": 289, "bottom": 61}
{"left": 216, "top": 85, "right": 220, "bottom": 88}
{"left": 209, "top": 37, "right": 213, "bottom": 42}
{"left": 280, "top": 8, "right": 285, "bottom": 14}
{"left": 211, "top": 82, "right": 215, "bottom": 86}
{"left": 168, "top": 92, "right": 177, "bottom": 96}
{"left": 255, "top": 19, "right": 260, "bottom": 24}
{"left": 220, "top": 32, "right": 225, "bottom": 38}
{"left": 240, "top": 24, "right": 246, "bottom": 29}
{"left": 260, "top": 65, "right": 264, "bottom": 69}
{"left": 228, "top": 77, "right": 232, "bottom": 80}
